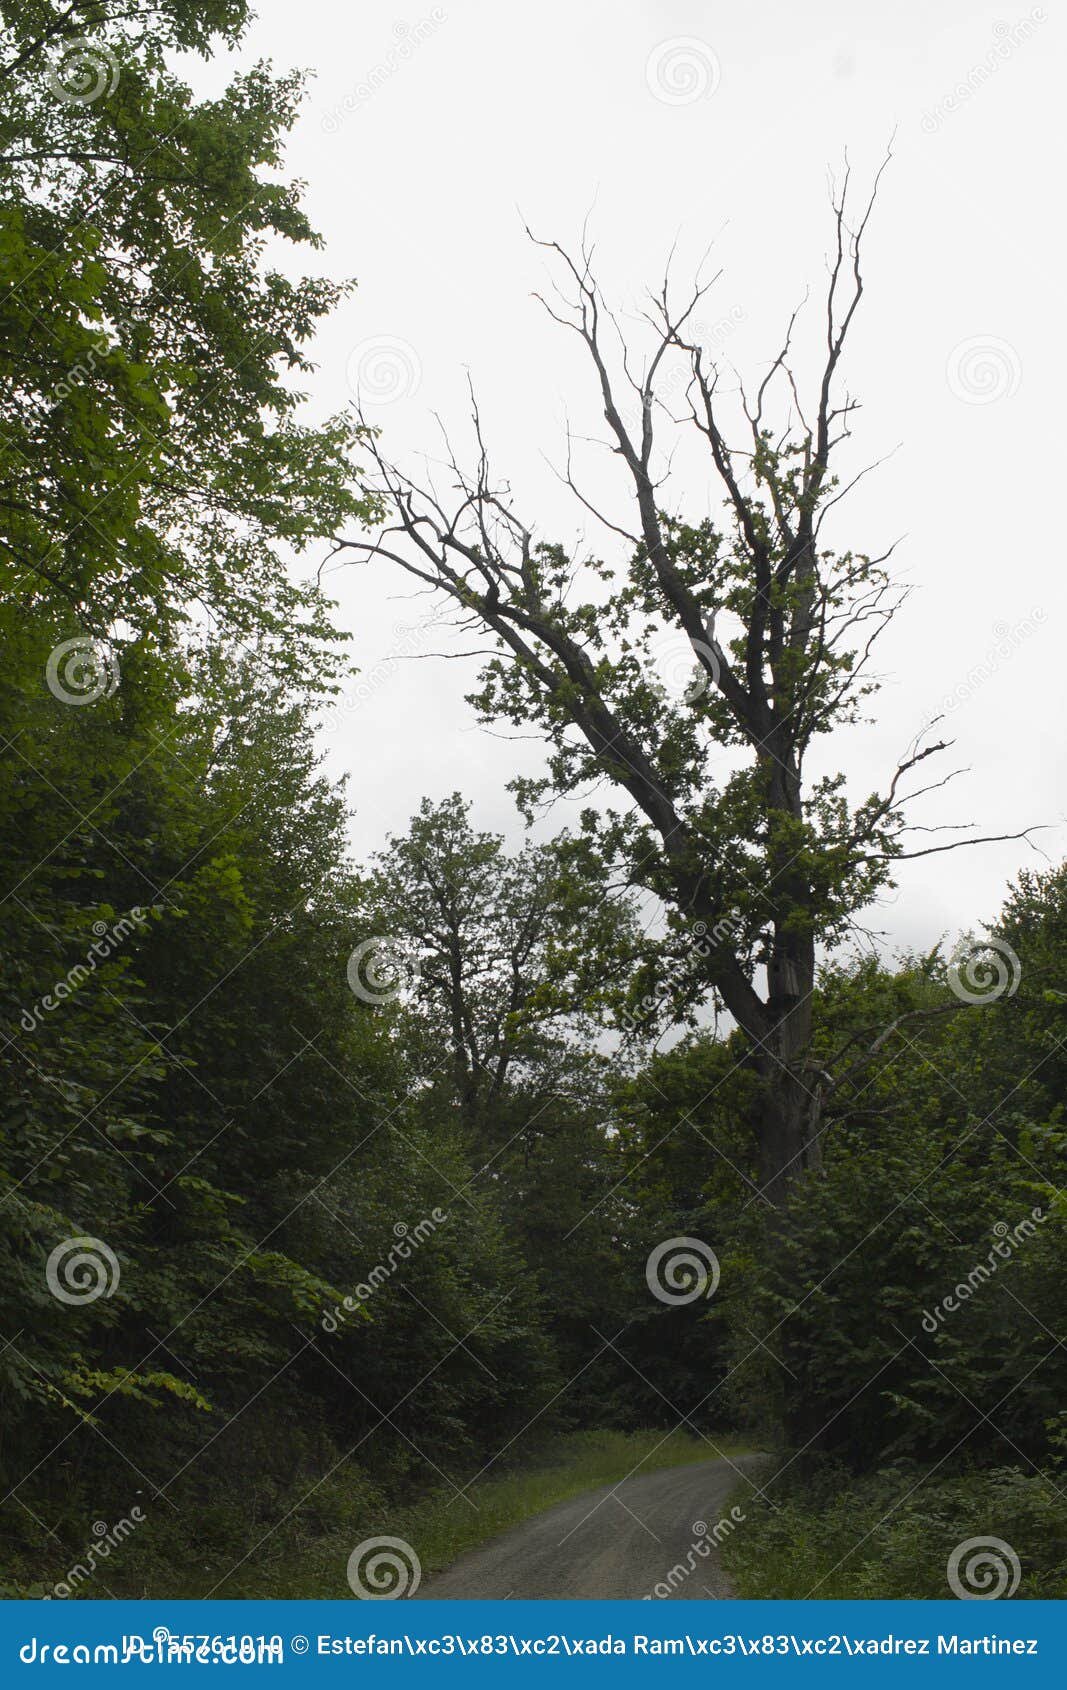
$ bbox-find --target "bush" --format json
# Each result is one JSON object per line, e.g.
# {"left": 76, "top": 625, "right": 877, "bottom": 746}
{"left": 725, "top": 1459, "right": 1067, "bottom": 1599}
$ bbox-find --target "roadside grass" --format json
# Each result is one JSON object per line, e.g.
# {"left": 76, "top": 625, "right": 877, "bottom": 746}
{"left": 721, "top": 1458, "right": 1067, "bottom": 1600}
{"left": 4, "top": 1425, "right": 752, "bottom": 1598}
{"left": 226, "top": 1426, "right": 753, "bottom": 1598}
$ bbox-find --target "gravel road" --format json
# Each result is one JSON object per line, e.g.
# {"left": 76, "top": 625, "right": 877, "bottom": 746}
{"left": 416, "top": 1454, "right": 767, "bottom": 1600}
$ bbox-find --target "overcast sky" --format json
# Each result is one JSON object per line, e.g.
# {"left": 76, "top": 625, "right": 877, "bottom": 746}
{"left": 206, "top": 0, "right": 1062, "bottom": 960}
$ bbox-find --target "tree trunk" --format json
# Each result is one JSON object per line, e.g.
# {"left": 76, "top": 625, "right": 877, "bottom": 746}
{"left": 757, "top": 1063, "right": 820, "bottom": 1207}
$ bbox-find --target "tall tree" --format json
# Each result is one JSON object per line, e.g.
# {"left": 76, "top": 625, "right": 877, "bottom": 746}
{"left": 359, "top": 794, "right": 640, "bottom": 1399}
{"left": 338, "top": 175, "right": 1029, "bottom": 1205}
{"left": 360, "top": 792, "right": 637, "bottom": 1144}
{"left": 0, "top": 0, "right": 371, "bottom": 672}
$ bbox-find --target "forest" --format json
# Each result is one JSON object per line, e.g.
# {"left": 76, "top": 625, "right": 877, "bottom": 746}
{"left": 0, "top": 1, "right": 1064, "bottom": 1602}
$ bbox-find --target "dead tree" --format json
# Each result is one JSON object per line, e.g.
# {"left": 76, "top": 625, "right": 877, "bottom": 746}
{"left": 336, "top": 167, "right": 1030, "bottom": 1206}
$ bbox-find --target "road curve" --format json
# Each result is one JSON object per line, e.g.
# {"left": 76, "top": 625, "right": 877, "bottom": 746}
{"left": 416, "top": 1454, "right": 767, "bottom": 1600}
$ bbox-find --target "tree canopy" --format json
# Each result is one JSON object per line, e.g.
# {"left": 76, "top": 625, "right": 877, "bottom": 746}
{"left": 0, "top": 1, "right": 1063, "bottom": 1605}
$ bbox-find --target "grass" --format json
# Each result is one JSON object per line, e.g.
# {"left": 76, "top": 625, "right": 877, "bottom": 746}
{"left": 2, "top": 1425, "right": 752, "bottom": 1598}
{"left": 720, "top": 1458, "right": 1067, "bottom": 1600}
{"left": 224, "top": 1426, "right": 753, "bottom": 1598}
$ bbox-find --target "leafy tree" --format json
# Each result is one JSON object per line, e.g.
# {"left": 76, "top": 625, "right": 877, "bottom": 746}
{"left": 360, "top": 793, "right": 638, "bottom": 1145}
{"left": 726, "top": 917, "right": 1065, "bottom": 1461}
{"left": 0, "top": 0, "right": 372, "bottom": 669}
{"left": 0, "top": 630, "right": 562, "bottom": 1576}
{"left": 0, "top": 2, "right": 560, "bottom": 1592}
{"left": 358, "top": 794, "right": 645, "bottom": 1395}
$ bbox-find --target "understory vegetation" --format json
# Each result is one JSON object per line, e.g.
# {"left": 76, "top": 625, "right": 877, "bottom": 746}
{"left": 724, "top": 1465, "right": 1067, "bottom": 1600}
{"left": 13, "top": 1429, "right": 742, "bottom": 1601}
{"left": 1, "top": 2, "right": 1063, "bottom": 1602}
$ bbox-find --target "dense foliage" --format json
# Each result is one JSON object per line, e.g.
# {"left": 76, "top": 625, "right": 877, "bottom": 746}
{"left": 0, "top": 0, "right": 563, "bottom": 1596}
{"left": 0, "top": 0, "right": 1062, "bottom": 1604}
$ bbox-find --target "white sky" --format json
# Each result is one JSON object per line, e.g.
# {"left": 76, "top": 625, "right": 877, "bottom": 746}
{"left": 214, "top": 0, "right": 1063, "bottom": 959}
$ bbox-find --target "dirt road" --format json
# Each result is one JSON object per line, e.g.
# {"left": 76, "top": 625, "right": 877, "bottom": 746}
{"left": 416, "top": 1454, "right": 767, "bottom": 1600}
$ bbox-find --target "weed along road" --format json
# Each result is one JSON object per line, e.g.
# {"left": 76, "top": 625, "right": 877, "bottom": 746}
{"left": 417, "top": 1456, "right": 768, "bottom": 1600}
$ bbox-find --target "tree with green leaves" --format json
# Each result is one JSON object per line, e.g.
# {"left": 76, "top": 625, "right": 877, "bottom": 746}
{"left": 360, "top": 794, "right": 646, "bottom": 1397}
{"left": 361, "top": 792, "right": 639, "bottom": 1146}
{"left": 0, "top": 2, "right": 560, "bottom": 1590}
{"left": 339, "top": 175, "right": 1031, "bottom": 1206}
{"left": 0, "top": 0, "right": 372, "bottom": 673}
